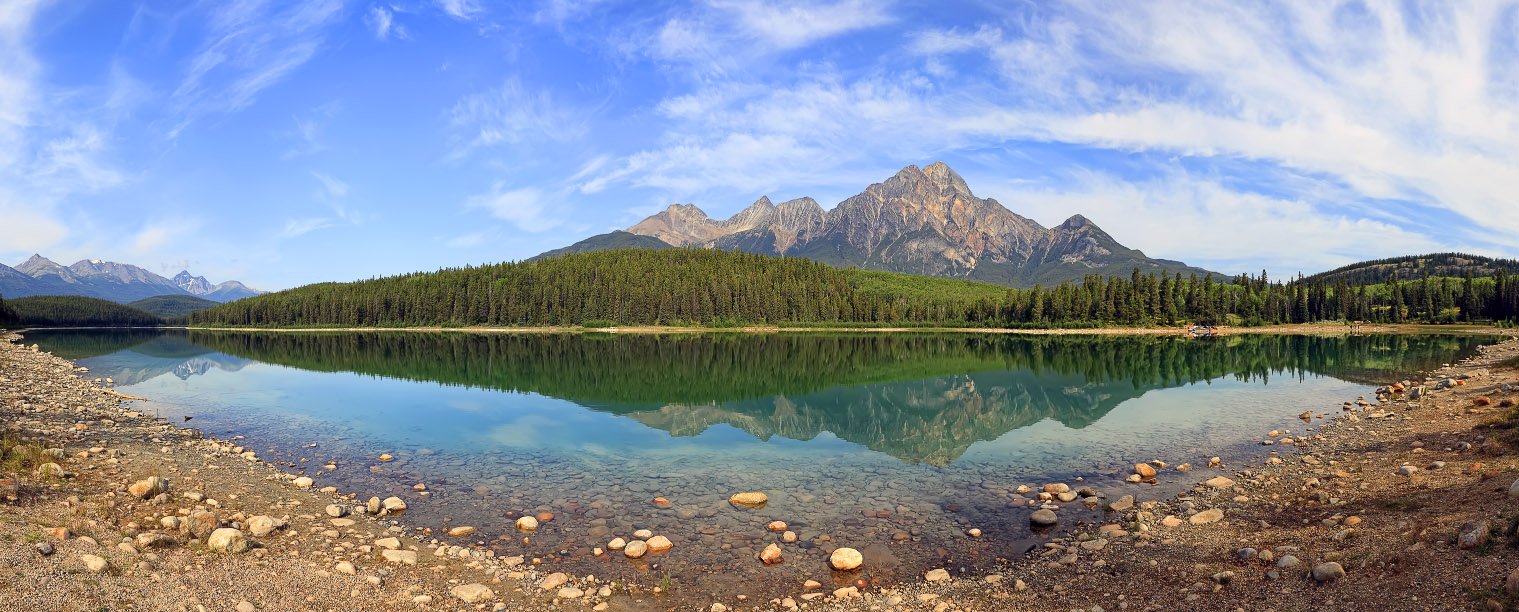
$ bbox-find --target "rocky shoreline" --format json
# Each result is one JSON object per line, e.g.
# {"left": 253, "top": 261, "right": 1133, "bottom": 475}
{"left": 4, "top": 330, "right": 1519, "bottom": 611}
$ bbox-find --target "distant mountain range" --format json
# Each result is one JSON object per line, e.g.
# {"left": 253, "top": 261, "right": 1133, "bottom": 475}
{"left": 534, "top": 162, "right": 1217, "bottom": 286}
{"left": 0, "top": 255, "right": 262, "bottom": 303}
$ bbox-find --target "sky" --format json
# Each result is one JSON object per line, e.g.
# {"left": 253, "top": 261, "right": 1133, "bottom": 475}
{"left": 1, "top": 0, "right": 1517, "bottom": 291}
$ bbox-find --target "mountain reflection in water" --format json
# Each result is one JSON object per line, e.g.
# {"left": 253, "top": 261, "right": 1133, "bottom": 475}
{"left": 25, "top": 330, "right": 1492, "bottom": 465}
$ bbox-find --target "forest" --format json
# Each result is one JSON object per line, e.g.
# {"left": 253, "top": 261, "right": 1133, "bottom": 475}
{"left": 189, "top": 249, "right": 1519, "bottom": 329}
{"left": 3, "top": 295, "right": 163, "bottom": 327}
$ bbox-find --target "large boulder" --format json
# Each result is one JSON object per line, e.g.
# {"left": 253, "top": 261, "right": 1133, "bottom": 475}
{"left": 207, "top": 528, "right": 249, "bottom": 554}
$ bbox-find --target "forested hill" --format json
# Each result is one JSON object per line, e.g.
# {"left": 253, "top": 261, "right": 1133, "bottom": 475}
{"left": 190, "top": 249, "right": 1007, "bottom": 327}
{"left": 6, "top": 296, "right": 163, "bottom": 327}
{"left": 1304, "top": 253, "right": 1519, "bottom": 285}
{"left": 189, "top": 248, "right": 1519, "bottom": 328}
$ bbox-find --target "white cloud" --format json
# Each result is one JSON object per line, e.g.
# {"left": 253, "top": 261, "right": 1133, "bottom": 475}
{"left": 449, "top": 79, "right": 586, "bottom": 157}
{"left": 281, "top": 217, "right": 335, "bottom": 238}
{"left": 435, "top": 0, "right": 481, "bottom": 21}
{"left": 366, "top": 5, "right": 400, "bottom": 40}
{"left": 709, "top": 0, "right": 894, "bottom": 51}
{"left": 996, "top": 170, "right": 1443, "bottom": 277}
{"left": 465, "top": 185, "right": 561, "bottom": 233}
{"left": 169, "top": 0, "right": 344, "bottom": 138}
{"left": 279, "top": 202, "right": 366, "bottom": 239}
{"left": 589, "top": 0, "right": 1519, "bottom": 261}
{"left": 311, "top": 171, "right": 349, "bottom": 199}
{"left": 130, "top": 219, "right": 201, "bottom": 256}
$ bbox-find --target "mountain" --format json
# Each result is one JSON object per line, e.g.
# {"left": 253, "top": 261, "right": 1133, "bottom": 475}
{"left": 528, "top": 231, "right": 675, "bottom": 261}
{"left": 173, "top": 270, "right": 214, "bottom": 295}
{"left": 534, "top": 162, "right": 1216, "bottom": 287}
{"left": 2, "top": 255, "right": 263, "bottom": 303}
{"left": 128, "top": 295, "right": 220, "bottom": 319}
{"left": 1302, "top": 253, "right": 1519, "bottom": 285}
{"left": 204, "top": 281, "right": 261, "bottom": 302}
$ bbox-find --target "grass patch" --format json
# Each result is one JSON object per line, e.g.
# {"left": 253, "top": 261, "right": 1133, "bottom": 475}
{"left": 1375, "top": 498, "right": 1427, "bottom": 512}
{"left": 0, "top": 430, "right": 50, "bottom": 476}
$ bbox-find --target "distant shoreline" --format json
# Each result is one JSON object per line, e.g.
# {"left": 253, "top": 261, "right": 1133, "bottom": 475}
{"left": 164, "top": 322, "right": 1514, "bottom": 336}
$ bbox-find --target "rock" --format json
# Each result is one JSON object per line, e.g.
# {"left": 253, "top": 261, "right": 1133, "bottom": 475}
{"left": 557, "top": 587, "right": 584, "bottom": 599}
{"left": 1508, "top": 478, "right": 1519, "bottom": 499}
{"left": 633, "top": 528, "right": 653, "bottom": 539}
{"left": 925, "top": 568, "right": 951, "bottom": 582}
{"left": 1277, "top": 555, "right": 1300, "bottom": 569}
{"left": 829, "top": 547, "right": 863, "bottom": 571}
{"left": 1189, "top": 509, "right": 1224, "bottom": 525}
{"left": 966, "top": 528, "right": 982, "bottom": 538}
{"left": 624, "top": 540, "right": 649, "bottom": 558}
{"left": 160, "top": 516, "right": 181, "bottom": 530}
{"left": 366, "top": 497, "right": 381, "bottom": 514}
{"left": 1398, "top": 465, "right": 1418, "bottom": 476}
{"left": 36, "top": 463, "right": 67, "bottom": 478}
{"left": 452, "top": 583, "right": 495, "bottom": 603}
{"left": 1030, "top": 509, "right": 1058, "bottom": 526}
{"left": 1459, "top": 522, "right": 1492, "bottom": 549}
{"left": 607, "top": 537, "right": 627, "bottom": 551}
{"left": 540, "top": 572, "right": 569, "bottom": 590}
{"left": 35, "top": 542, "right": 54, "bottom": 556}
{"left": 1506, "top": 567, "right": 1519, "bottom": 597}
{"left": 767, "top": 520, "right": 788, "bottom": 531}
{"left": 1108, "top": 495, "right": 1134, "bottom": 512}
{"left": 646, "top": 535, "right": 673, "bottom": 552}
{"left": 325, "top": 504, "right": 347, "bottom": 518}
{"left": 1134, "top": 463, "right": 1157, "bottom": 478}
{"left": 375, "top": 537, "right": 401, "bottom": 549}
{"left": 447, "top": 526, "right": 477, "bottom": 537}
{"left": 1204, "top": 476, "right": 1236, "bottom": 489}
{"left": 782, "top": 530, "right": 797, "bottom": 543}
{"left": 128, "top": 476, "right": 170, "bottom": 499}
{"left": 186, "top": 511, "right": 220, "bottom": 539}
{"left": 292, "top": 476, "right": 314, "bottom": 489}
{"left": 381, "top": 496, "right": 406, "bottom": 512}
{"left": 134, "top": 533, "right": 175, "bottom": 549}
{"left": 760, "top": 543, "right": 783, "bottom": 565}
{"left": 381, "top": 549, "right": 417, "bottom": 565}
{"left": 1042, "top": 483, "right": 1070, "bottom": 494}
{"left": 335, "top": 561, "right": 356, "bottom": 575}
{"left": 1312, "top": 561, "right": 1346, "bottom": 582}
{"left": 248, "top": 515, "right": 278, "bottom": 537}
{"left": 235, "top": 602, "right": 255, "bottom": 612}
{"left": 80, "top": 554, "right": 108, "bottom": 573}
{"left": 516, "top": 516, "right": 539, "bottom": 531}
{"left": 729, "top": 491, "right": 768, "bottom": 508}
{"left": 207, "top": 528, "right": 250, "bottom": 554}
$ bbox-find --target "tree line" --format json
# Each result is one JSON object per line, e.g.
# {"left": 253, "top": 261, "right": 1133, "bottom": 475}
{"left": 3, "top": 296, "right": 163, "bottom": 327}
{"left": 188, "top": 249, "right": 1519, "bottom": 329}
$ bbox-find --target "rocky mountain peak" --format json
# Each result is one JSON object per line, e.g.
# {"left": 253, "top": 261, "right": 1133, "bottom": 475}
{"left": 922, "top": 161, "right": 972, "bottom": 196}
{"left": 1059, "top": 214, "right": 1094, "bottom": 230}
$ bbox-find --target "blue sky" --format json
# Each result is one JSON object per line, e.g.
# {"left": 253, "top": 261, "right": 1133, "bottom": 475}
{"left": 2, "top": 0, "right": 1517, "bottom": 290}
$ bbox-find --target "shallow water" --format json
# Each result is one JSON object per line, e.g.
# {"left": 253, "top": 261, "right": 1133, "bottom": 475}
{"left": 25, "top": 330, "right": 1494, "bottom": 601}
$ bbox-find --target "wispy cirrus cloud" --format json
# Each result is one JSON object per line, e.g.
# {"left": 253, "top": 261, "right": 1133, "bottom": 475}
{"left": 464, "top": 184, "right": 562, "bottom": 233}
{"left": 167, "top": 0, "right": 345, "bottom": 138}
{"left": 448, "top": 79, "right": 588, "bottom": 157}
{"left": 435, "top": 0, "right": 481, "bottom": 21}
{"left": 583, "top": 0, "right": 1519, "bottom": 272}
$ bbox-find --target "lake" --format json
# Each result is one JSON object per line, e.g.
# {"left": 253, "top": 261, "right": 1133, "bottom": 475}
{"left": 23, "top": 329, "right": 1494, "bottom": 601}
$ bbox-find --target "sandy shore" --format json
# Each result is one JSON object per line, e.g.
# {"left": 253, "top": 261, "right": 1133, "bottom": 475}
{"left": 5, "top": 329, "right": 1519, "bottom": 611}
{"left": 179, "top": 323, "right": 1511, "bottom": 337}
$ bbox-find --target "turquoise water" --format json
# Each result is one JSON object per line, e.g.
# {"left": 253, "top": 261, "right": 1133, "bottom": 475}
{"left": 25, "top": 330, "right": 1494, "bottom": 599}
